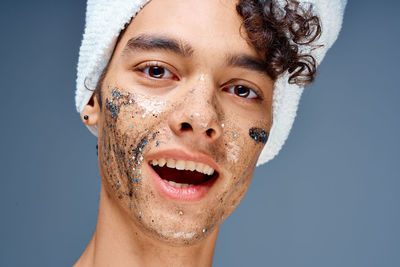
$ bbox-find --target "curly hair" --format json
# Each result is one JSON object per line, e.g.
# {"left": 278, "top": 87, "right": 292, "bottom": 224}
{"left": 236, "top": 0, "right": 321, "bottom": 85}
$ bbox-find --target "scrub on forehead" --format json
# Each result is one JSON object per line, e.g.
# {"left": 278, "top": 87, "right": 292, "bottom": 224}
{"left": 95, "top": 0, "right": 274, "bottom": 245}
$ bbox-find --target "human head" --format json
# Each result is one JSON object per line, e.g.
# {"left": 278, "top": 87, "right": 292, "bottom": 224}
{"left": 77, "top": 0, "right": 347, "bottom": 166}
{"left": 76, "top": 0, "right": 346, "bottom": 245}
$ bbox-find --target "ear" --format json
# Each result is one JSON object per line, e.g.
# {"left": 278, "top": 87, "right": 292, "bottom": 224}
{"left": 81, "top": 94, "right": 101, "bottom": 126}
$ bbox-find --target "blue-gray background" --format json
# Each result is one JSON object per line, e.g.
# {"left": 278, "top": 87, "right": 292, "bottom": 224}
{"left": 0, "top": 0, "right": 399, "bottom": 266}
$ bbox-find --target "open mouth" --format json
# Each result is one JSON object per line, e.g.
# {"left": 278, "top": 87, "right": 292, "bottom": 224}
{"left": 150, "top": 158, "right": 219, "bottom": 188}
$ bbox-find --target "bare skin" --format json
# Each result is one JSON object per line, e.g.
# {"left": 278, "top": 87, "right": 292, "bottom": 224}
{"left": 75, "top": 0, "right": 274, "bottom": 266}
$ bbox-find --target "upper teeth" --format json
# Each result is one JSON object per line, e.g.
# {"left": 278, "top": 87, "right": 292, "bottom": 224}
{"left": 150, "top": 158, "right": 215, "bottom": 176}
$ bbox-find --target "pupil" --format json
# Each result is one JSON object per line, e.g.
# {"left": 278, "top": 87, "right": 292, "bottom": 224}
{"left": 235, "top": 85, "right": 249, "bottom": 97}
{"left": 149, "top": 66, "right": 164, "bottom": 78}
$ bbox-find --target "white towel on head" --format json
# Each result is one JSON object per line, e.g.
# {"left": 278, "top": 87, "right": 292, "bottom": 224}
{"left": 75, "top": 0, "right": 347, "bottom": 166}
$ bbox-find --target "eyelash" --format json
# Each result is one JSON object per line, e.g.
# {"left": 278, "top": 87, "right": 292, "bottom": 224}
{"left": 223, "top": 84, "right": 260, "bottom": 100}
{"left": 134, "top": 62, "right": 178, "bottom": 80}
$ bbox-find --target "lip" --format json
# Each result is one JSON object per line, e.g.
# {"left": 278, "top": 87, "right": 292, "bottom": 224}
{"left": 146, "top": 149, "right": 220, "bottom": 202}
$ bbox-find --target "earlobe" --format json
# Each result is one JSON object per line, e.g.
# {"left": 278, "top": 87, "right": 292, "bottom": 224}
{"left": 81, "top": 95, "right": 100, "bottom": 126}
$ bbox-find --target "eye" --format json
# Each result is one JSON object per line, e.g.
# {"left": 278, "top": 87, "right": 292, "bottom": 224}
{"left": 225, "top": 85, "right": 258, "bottom": 99}
{"left": 137, "top": 64, "right": 178, "bottom": 80}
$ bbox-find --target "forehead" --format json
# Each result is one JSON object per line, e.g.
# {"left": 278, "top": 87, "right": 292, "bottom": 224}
{"left": 116, "top": 0, "right": 260, "bottom": 59}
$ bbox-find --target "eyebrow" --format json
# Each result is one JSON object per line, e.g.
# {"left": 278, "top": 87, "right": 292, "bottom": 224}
{"left": 226, "top": 54, "right": 270, "bottom": 77}
{"left": 123, "top": 34, "right": 270, "bottom": 77}
{"left": 123, "top": 34, "right": 194, "bottom": 57}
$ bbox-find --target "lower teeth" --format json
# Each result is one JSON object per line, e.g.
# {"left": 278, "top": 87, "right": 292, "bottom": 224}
{"left": 163, "top": 179, "right": 194, "bottom": 189}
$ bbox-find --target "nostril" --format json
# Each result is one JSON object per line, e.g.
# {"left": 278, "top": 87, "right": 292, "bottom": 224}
{"left": 205, "top": 128, "right": 214, "bottom": 138}
{"left": 180, "top": 122, "right": 193, "bottom": 132}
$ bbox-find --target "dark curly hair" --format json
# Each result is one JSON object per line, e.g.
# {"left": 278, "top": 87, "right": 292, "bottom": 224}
{"left": 236, "top": 0, "right": 321, "bottom": 85}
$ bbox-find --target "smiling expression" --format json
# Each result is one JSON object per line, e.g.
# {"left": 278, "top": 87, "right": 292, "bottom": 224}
{"left": 93, "top": 0, "right": 274, "bottom": 246}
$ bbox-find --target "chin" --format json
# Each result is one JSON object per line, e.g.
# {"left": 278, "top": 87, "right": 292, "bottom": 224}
{"left": 128, "top": 200, "right": 223, "bottom": 246}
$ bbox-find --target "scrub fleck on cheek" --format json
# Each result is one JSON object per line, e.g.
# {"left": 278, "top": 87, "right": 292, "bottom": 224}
{"left": 249, "top": 127, "right": 269, "bottom": 144}
{"left": 105, "top": 89, "right": 135, "bottom": 119}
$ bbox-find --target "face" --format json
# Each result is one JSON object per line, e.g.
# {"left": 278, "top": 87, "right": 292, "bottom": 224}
{"left": 91, "top": 0, "right": 273, "bottom": 246}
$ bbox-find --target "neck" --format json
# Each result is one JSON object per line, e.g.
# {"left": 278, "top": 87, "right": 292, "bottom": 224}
{"left": 74, "top": 184, "right": 219, "bottom": 267}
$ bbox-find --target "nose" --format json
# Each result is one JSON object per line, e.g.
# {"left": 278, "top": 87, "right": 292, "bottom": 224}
{"left": 168, "top": 97, "right": 222, "bottom": 143}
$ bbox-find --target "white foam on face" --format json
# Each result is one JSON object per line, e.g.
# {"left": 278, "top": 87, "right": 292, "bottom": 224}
{"left": 227, "top": 141, "right": 240, "bottom": 163}
{"left": 199, "top": 74, "right": 205, "bottom": 81}
{"left": 157, "top": 229, "right": 196, "bottom": 239}
{"left": 199, "top": 122, "right": 208, "bottom": 128}
{"left": 137, "top": 97, "right": 166, "bottom": 116}
{"left": 173, "top": 231, "right": 196, "bottom": 239}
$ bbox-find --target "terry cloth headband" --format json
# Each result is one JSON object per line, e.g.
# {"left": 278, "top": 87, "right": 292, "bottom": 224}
{"left": 75, "top": 0, "right": 347, "bottom": 166}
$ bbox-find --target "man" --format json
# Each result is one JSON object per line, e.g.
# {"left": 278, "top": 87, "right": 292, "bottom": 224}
{"left": 74, "top": 0, "right": 346, "bottom": 266}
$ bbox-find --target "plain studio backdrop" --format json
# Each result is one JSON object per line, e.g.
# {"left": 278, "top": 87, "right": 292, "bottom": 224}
{"left": 0, "top": 1, "right": 399, "bottom": 266}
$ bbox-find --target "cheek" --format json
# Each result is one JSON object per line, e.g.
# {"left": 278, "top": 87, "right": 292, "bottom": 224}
{"left": 97, "top": 88, "right": 166, "bottom": 213}
{"left": 212, "top": 115, "right": 270, "bottom": 218}
{"left": 207, "top": 92, "right": 271, "bottom": 166}
{"left": 217, "top": 113, "right": 270, "bottom": 168}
